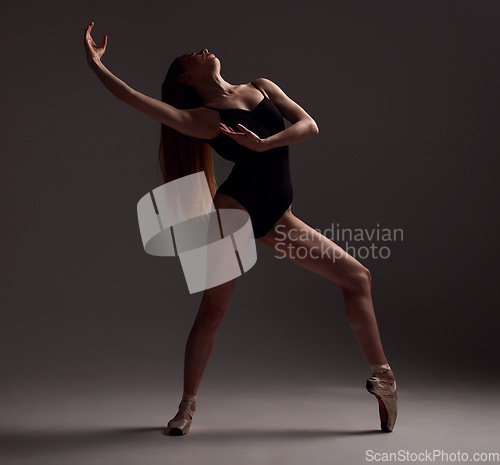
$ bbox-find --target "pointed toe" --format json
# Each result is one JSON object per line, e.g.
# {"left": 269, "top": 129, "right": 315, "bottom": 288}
{"left": 366, "top": 365, "right": 397, "bottom": 432}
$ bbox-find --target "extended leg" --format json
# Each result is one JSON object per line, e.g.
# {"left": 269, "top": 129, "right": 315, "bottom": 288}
{"left": 258, "top": 209, "right": 390, "bottom": 367}
{"left": 257, "top": 207, "right": 397, "bottom": 431}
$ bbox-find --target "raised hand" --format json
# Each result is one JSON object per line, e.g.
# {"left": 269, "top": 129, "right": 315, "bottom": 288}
{"left": 218, "top": 123, "right": 269, "bottom": 152}
{"left": 84, "top": 21, "right": 107, "bottom": 62}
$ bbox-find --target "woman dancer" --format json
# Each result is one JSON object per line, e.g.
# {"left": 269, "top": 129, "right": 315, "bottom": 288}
{"left": 83, "top": 21, "right": 397, "bottom": 436}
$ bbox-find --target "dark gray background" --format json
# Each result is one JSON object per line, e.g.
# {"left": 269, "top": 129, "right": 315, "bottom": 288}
{"left": 1, "top": 0, "right": 499, "bottom": 463}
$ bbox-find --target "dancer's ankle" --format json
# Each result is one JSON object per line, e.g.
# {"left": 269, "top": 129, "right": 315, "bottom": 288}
{"left": 370, "top": 363, "right": 395, "bottom": 381}
{"left": 182, "top": 390, "right": 197, "bottom": 400}
{"left": 181, "top": 390, "right": 197, "bottom": 412}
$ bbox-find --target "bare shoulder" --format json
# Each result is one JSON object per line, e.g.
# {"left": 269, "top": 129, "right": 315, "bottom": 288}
{"left": 252, "top": 77, "right": 317, "bottom": 127}
{"left": 252, "top": 77, "right": 284, "bottom": 100}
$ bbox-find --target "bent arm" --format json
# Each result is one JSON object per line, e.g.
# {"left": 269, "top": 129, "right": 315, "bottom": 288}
{"left": 262, "top": 119, "right": 319, "bottom": 151}
{"left": 255, "top": 77, "right": 319, "bottom": 151}
{"left": 87, "top": 58, "right": 211, "bottom": 139}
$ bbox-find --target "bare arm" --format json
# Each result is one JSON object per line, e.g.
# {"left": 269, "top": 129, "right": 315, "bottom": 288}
{"left": 83, "top": 22, "right": 215, "bottom": 139}
{"left": 87, "top": 56, "right": 133, "bottom": 100}
{"left": 218, "top": 77, "right": 319, "bottom": 151}
{"left": 257, "top": 78, "right": 319, "bottom": 150}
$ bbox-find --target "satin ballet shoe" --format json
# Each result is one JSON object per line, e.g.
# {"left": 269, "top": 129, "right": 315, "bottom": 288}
{"left": 366, "top": 363, "right": 397, "bottom": 432}
{"left": 164, "top": 392, "right": 197, "bottom": 436}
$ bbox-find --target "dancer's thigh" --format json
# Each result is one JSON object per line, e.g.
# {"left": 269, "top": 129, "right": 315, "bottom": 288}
{"left": 258, "top": 208, "right": 370, "bottom": 292}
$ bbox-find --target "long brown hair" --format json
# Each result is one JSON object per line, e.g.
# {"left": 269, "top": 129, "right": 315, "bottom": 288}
{"left": 158, "top": 57, "right": 218, "bottom": 201}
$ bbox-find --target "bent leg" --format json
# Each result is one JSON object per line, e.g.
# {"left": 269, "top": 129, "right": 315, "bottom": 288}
{"left": 258, "top": 208, "right": 391, "bottom": 368}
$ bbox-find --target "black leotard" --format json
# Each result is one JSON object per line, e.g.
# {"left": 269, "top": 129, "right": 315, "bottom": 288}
{"left": 201, "top": 81, "right": 293, "bottom": 239}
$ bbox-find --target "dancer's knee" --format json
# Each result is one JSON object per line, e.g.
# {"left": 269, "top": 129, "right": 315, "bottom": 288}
{"left": 197, "top": 282, "right": 235, "bottom": 329}
{"left": 340, "top": 266, "right": 372, "bottom": 295}
{"left": 196, "top": 300, "right": 230, "bottom": 329}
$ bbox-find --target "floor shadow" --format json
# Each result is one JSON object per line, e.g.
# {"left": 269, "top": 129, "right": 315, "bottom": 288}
{"left": 0, "top": 425, "right": 383, "bottom": 458}
{"left": 176, "top": 427, "right": 384, "bottom": 443}
{"left": 0, "top": 427, "right": 164, "bottom": 458}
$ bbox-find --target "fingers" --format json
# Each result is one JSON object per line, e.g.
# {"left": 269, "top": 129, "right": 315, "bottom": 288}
{"left": 84, "top": 21, "right": 107, "bottom": 51}
{"left": 236, "top": 123, "right": 249, "bottom": 132}
{"left": 219, "top": 123, "right": 241, "bottom": 134}
{"left": 235, "top": 123, "right": 258, "bottom": 138}
{"left": 84, "top": 22, "right": 96, "bottom": 42}
{"left": 84, "top": 22, "right": 92, "bottom": 44}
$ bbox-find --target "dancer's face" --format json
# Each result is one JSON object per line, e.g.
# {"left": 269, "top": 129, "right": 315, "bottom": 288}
{"left": 177, "top": 49, "right": 219, "bottom": 83}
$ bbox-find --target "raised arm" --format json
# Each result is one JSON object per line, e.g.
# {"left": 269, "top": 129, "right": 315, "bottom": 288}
{"left": 83, "top": 22, "right": 215, "bottom": 139}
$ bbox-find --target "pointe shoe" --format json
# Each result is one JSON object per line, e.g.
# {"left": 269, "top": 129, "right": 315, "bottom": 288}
{"left": 366, "top": 363, "right": 397, "bottom": 432}
{"left": 164, "top": 392, "right": 197, "bottom": 436}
